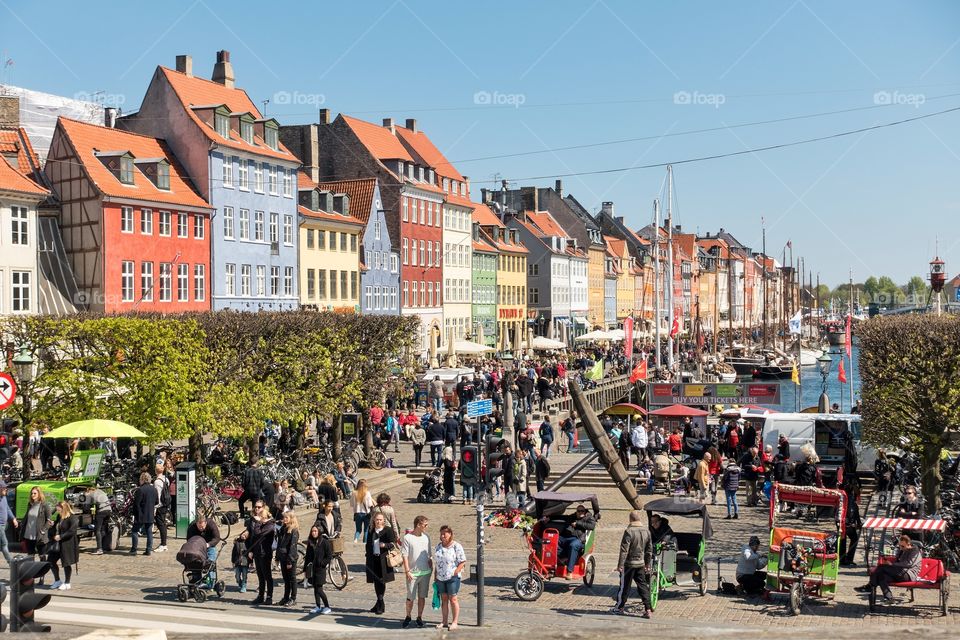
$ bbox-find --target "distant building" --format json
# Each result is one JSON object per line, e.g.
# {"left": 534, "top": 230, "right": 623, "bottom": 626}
{"left": 471, "top": 225, "right": 497, "bottom": 347}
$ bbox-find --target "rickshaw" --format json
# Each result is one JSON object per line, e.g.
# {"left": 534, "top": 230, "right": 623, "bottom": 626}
{"left": 513, "top": 491, "right": 600, "bottom": 601}
{"left": 861, "top": 517, "right": 950, "bottom": 615}
{"left": 767, "top": 483, "right": 845, "bottom": 615}
{"left": 644, "top": 498, "right": 713, "bottom": 609}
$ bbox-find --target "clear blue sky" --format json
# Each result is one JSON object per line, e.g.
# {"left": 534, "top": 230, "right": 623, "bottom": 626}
{"left": 3, "top": 0, "right": 959, "bottom": 288}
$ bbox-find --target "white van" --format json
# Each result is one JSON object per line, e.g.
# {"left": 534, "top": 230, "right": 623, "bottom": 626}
{"left": 761, "top": 413, "right": 874, "bottom": 476}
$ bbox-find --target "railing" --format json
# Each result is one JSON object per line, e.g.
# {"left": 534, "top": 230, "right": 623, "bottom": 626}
{"left": 543, "top": 374, "right": 633, "bottom": 416}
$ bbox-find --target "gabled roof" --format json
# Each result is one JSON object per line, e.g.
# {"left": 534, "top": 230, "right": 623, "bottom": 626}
{"left": 158, "top": 67, "right": 296, "bottom": 162}
{"left": 472, "top": 232, "right": 497, "bottom": 253}
{"left": 472, "top": 202, "right": 504, "bottom": 228}
{"left": 0, "top": 150, "right": 48, "bottom": 196}
{"left": 526, "top": 210, "right": 568, "bottom": 238}
{"left": 395, "top": 125, "right": 464, "bottom": 182}
{"left": 696, "top": 236, "right": 730, "bottom": 259}
{"left": 297, "top": 172, "right": 364, "bottom": 227}
{"left": 315, "top": 177, "right": 378, "bottom": 226}
{"left": 604, "top": 235, "right": 627, "bottom": 258}
{"left": 0, "top": 127, "right": 41, "bottom": 176}
{"left": 54, "top": 117, "right": 209, "bottom": 208}
{"left": 341, "top": 115, "right": 413, "bottom": 162}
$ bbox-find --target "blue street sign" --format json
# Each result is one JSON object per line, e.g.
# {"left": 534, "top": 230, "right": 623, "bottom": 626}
{"left": 467, "top": 399, "right": 493, "bottom": 418}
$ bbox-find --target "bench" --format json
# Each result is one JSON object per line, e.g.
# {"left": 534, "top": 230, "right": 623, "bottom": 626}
{"left": 868, "top": 556, "right": 949, "bottom": 615}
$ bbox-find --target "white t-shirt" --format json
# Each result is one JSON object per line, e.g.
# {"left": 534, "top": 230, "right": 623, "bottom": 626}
{"left": 434, "top": 541, "right": 466, "bottom": 581}
{"left": 402, "top": 532, "right": 432, "bottom": 575}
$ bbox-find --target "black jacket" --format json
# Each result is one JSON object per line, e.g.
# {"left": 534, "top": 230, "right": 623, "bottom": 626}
{"left": 134, "top": 482, "right": 157, "bottom": 524}
{"left": 365, "top": 525, "right": 398, "bottom": 584}
{"left": 187, "top": 520, "right": 222, "bottom": 547}
{"left": 314, "top": 511, "right": 343, "bottom": 538}
{"left": 275, "top": 527, "right": 299, "bottom": 565}
{"left": 426, "top": 421, "right": 446, "bottom": 443}
{"left": 49, "top": 514, "right": 80, "bottom": 567}
{"left": 247, "top": 517, "right": 275, "bottom": 558}
{"left": 231, "top": 537, "right": 252, "bottom": 567}
{"left": 242, "top": 467, "right": 265, "bottom": 498}
{"left": 516, "top": 376, "right": 534, "bottom": 398}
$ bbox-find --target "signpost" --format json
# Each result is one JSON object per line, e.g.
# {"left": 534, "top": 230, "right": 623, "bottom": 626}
{"left": 467, "top": 397, "right": 493, "bottom": 627}
{"left": 647, "top": 382, "right": 782, "bottom": 406}
{"left": 341, "top": 413, "right": 360, "bottom": 437}
{"left": 0, "top": 373, "right": 16, "bottom": 411}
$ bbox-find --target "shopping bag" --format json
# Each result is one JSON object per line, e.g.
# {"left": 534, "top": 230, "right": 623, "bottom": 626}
{"left": 432, "top": 581, "right": 441, "bottom": 610}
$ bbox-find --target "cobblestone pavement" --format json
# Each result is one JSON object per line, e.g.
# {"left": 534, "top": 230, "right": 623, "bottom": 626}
{"left": 22, "top": 440, "right": 959, "bottom": 633}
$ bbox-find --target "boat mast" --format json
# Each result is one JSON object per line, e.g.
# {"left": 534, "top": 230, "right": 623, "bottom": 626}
{"left": 762, "top": 220, "right": 767, "bottom": 349}
{"left": 848, "top": 267, "right": 854, "bottom": 410}
{"left": 653, "top": 198, "right": 661, "bottom": 373}
{"left": 666, "top": 166, "right": 675, "bottom": 376}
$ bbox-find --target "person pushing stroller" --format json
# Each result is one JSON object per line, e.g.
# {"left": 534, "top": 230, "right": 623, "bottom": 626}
{"left": 187, "top": 514, "right": 222, "bottom": 588}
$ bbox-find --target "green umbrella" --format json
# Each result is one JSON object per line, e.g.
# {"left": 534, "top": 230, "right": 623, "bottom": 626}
{"left": 42, "top": 419, "right": 147, "bottom": 439}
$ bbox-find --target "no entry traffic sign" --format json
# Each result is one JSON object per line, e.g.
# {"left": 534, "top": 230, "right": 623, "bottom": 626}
{"left": 0, "top": 372, "right": 16, "bottom": 411}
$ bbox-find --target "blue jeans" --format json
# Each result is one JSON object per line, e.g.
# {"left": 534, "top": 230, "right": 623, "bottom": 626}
{"left": 0, "top": 525, "right": 12, "bottom": 564}
{"left": 235, "top": 565, "right": 249, "bottom": 589}
{"left": 131, "top": 522, "right": 153, "bottom": 553}
{"left": 354, "top": 512, "right": 370, "bottom": 542}
{"left": 432, "top": 397, "right": 443, "bottom": 412}
{"left": 462, "top": 485, "right": 475, "bottom": 501}
{"left": 725, "top": 489, "right": 739, "bottom": 516}
{"left": 559, "top": 535, "right": 584, "bottom": 573}
{"left": 206, "top": 546, "right": 218, "bottom": 585}
{"left": 565, "top": 432, "right": 575, "bottom": 452}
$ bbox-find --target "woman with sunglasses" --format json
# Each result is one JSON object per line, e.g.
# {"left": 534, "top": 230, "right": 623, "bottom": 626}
{"left": 247, "top": 500, "right": 275, "bottom": 605}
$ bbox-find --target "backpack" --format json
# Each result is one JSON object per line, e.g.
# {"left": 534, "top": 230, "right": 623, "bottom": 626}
{"left": 158, "top": 475, "right": 172, "bottom": 508}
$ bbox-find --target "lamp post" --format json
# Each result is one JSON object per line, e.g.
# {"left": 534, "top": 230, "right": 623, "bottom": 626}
{"left": 816, "top": 351, "right": 832, "bottom": 413}
{"left": 12, "top": 347, "right": 34, "bottom": 428}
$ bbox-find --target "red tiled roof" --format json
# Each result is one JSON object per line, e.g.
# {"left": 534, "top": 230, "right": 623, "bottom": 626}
{"left": 394, "top": 125, "right": 464, "bottom": 182}
{"left": 473, "top": 237, "right": 496, "bottom": 253}
{"left": 55, "top": 117, "right": 209, "bottom": 208}
{"left": 159, "top": 67, "right": 296, "bottom": 162}
{"left": 443, "top": 191, "right": 475, "bottom": 208}
{"left": 480, "top": 227, "right": 528, "bottom": 255}
{"left": 604, "top": 235, "right": 627, "bottom": 258}
{"left": 472, "top": 203, "right": 503, "bottom": 228}
{"left": 526, "top": 210, "right": 567, "bottom": 238}
{"left": 0, "top": 127, "right": 40, "bottom": 176}
{"left": 697, "top": 237, "right": 729, "bottom": 259}
{"left": 0, "top": 153, "right": 48, "bottom": 196}
{"left": 315, "top": 177, "right": 378, "bottom": 226}
{"left": 341, "top": 115, "right": 413, "bottom": 162}
{"left": 298, "top": 205, "right": 364, "bottom": 226}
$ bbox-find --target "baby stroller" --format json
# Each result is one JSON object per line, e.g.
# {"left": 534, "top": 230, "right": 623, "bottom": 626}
{"left": 175, "top": 536, "right": 226, "bottom": 603}
{"left": 416, "top": 467, "right": 445, "bottom": 503}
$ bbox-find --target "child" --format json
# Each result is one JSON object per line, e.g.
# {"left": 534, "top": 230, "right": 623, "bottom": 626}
{"left": 231, "top": 530, "right": 252, "bottom": 593}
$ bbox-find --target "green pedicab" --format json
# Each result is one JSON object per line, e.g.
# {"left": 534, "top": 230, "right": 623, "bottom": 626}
{"left": 644, "top": 498, "right": 714, "bottom": 610}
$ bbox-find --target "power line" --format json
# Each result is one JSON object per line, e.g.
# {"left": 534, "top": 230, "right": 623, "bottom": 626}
{"left": 500, "top": 104, "right": 960, "bottom": 183}
{"left": 451, "top": 92, "right": 960, "bottom": 164}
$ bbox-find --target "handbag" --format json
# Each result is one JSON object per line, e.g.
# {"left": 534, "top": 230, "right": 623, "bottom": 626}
{"left": 385, "top": 546, "right": 404, "bottom": 569}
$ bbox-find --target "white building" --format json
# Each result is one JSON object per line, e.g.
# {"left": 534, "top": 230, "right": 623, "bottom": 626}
{"left": 569, "top": 252, "right": 589, "bottom": 336}
{"left": 442, "top": 198, "right": 473, "bottom": 340}
{"left": 0, "top": 125, "right": 49, "bottom": 315}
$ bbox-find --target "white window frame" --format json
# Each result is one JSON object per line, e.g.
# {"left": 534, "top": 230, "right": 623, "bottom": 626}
{"left": 159, "top": 210, "right": 171, "bottom": 236}
{"left": 256, "top": 265, "right": 266, "bottom": 296}
{"left": 222, "top": 156, "right": 233, "bottom": 188}
{"left": 238, "top": 159, "right": 249, "bottom": 190}
{"left": 194, "top": 215, "right": 205, "bottom": 239}
{"left": 177, "top": 212, "right": 188, "bottom": 238}
{"left": 254, "top": 163, "right": 264, "bottom": 192}
{"left": 140, "top": 209, "right": 153, "bottom": 235}
{"left": 390, "top": 254, "right": 398, "bottom": 273}
{"left": 140, "top": 262, "right": 154, "bottom": 302}
{"left": 270, "top": 266, "right": 280, "bottom": 297}
{"left": 121, "top": 261, "right": 134, "bottom": 302}
{"left": 284, "top": 267, "right": 293, "bottom": 297}
{"left": 239, "top": 209, "right": 250, "bottom": 240}
{"left": 11, "top": 270, "right": 31, "bottom": 312}
{"left": 269, "top": 212, "right": 279, "bottom": 244}
{"left": 268, "top": 167, "right": 278, "bottom": 195}
{"left": 121, "top": 206, "right": 133, "bottom": 233}
{"left": 225, "top": 263, "right": 236, "bottom": 296}
{"left": 254, "top": 211, "right": 264, "bottom": 242}
{"left": 11, "top": 207, "right": 28, "bottom": 245}
{"left": 159, "top": 263, "right": 172, "bottom": 302}
{"left": 282, "top": 170, "right": 292, "bottom": 197}
{"left": 283, "top": 215, "right": 293, "bottom": 245}
{"left": 241, "top": 264, "right": 251, "bottom": 296}
{"left": 194, "top": 264, "right": 205, "bottom": 302}
{"left": 177, "top": 263, "right": 189, "bottom": 301}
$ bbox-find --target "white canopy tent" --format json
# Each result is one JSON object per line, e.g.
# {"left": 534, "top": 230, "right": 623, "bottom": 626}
{"left": 530, "top": 336, "right": 567, "bottom": 350}
{"left": 574, "top": 329, "right": 614, "bottom": 342}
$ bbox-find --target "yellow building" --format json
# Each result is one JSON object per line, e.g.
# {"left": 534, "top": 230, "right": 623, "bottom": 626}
{"left": 298, "top": 173, "right": 363, "bottom": 310}
{"left": 605, "top": 235, "right": 635, "bottom": 323}
{"left": 474, "top": 203, "right": 527, "bottom": 351}
{"left": 587, "top": 244, "right": 606, "bottom": 329}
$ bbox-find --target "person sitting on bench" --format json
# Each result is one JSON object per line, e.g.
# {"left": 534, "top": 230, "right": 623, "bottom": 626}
{"left": 855, "top": 534, "right": 922, "bottom": 604}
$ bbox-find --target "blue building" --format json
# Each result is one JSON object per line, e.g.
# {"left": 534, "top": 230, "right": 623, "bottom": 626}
{"left": 315, "top": 178, "right": 399, "bottom": 315}
{"left": 120, "top": 52, "right": 299, "bottom": 311}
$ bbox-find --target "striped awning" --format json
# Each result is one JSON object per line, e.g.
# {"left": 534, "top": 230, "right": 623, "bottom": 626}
{"left": 862, "top": 517, "right": 947, "bottom": 531}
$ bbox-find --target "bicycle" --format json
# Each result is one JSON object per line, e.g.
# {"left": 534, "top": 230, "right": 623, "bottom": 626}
{"left": 342, "top": 438, "right": 386, "bottom": 471}
{"left": 296, "top": 532, "right": 350, "bottom": 590}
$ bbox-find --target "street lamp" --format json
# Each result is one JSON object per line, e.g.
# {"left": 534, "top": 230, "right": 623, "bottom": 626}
{"left": 13, "top": 347, "right": 33, "bottom": 384}
{"left": 816, "top": 351, "right": 833, "bottom": 412}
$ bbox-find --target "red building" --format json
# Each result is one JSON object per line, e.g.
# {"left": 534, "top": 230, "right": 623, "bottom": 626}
{"left": 45, "top": 117, "right": 213, "bottom": 312}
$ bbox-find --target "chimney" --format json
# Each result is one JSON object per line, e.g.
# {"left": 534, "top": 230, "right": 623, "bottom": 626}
{"left": 318, "top": 108, "right": 330, "bottom": 125}
{"left": 382, "top": 117, "right": 395, "bottom": 134}
{"left": 601, "top": 201, "right": 615, "bottom": 217}
{"left": 0, "top": 95, "right": 19, "bottom": 127}
{"left": 104, "top": 107, "right": 118, "bottom": 128}
{"left": 175, "top": 55, "right": 193, "bottom": 77}
{"left": 405, "top": 118, "right": 418, "bottom": 133}
{"left": 616, "top": 216, "right": 624, "bottom": 225}
{"left": 211, "top": 50, "right": 235, "bottom": 88}
{"left": 555, "top": 179, "right": 562, "bottom": 196}
{"left": 463, "top": 175, "right": 470, "bottom": 197}
{"left": 481, "top": 187, "right": 488, "bottom": 203}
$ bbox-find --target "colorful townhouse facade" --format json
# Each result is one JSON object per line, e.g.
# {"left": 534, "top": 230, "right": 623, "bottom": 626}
{"left": 45, "top": 118, "right": 213, "bottom": 313}
{"left": 471, "top": 226, "right": 497, "bottom": 347}
{"left": 0, "top": 124, "right": 49, "bottom": 315}
{"left": 314, "top": 178, "right": 398, "bottom": 315}
{"left": 120, "top": 52, "right": 299, "bottom": 312}
{"left": 474, "top": 202, "right": 527, "bottom": 351}
{"left": 297, "top": 173, "right": 364, "bottom": 311}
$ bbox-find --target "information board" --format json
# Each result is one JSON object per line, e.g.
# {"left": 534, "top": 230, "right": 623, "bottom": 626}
{"left": 647, "top": 382, "right": 781, "bottom": 406}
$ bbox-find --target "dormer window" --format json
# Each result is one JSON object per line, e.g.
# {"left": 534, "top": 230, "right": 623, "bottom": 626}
{"left": 418, "top": 166, "right": 424, "bottom": 182}
{"left": 264, "top": 122, "right": 279, "bottom": 150}
{"left": 214, "top": 107, "right": 231, "bottom": 138}
{"left": 136, "top": 158, "right": 171, "bottom": 190}
{"left": 407, "top": 163, "right": 414, "bottom": 180}
{"left": 442, "top": 178, "right": 449, "bottom": 192}
{"left": 120, "top": 155, "right": 134, "bottom": 184}
{"left": 156, "top": 162, "right": 170, "bottom": 189}
{"left": 240, "top": 118, "right": 254, "bottom": 144}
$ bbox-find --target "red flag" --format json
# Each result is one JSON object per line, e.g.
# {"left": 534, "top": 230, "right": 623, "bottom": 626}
{"left": 844, "top": 314, "right": 852, "bottom": 357}
{"left": 838, "top": 358, "right": 847, "bottom": 384}
{"left": 624, "top": 316, "right": 634, "bottom": 360}
{"left": 630, "top": 360, "right": 648, "bottom": 383}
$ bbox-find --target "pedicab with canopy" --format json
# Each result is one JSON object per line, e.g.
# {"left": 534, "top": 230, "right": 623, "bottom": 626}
{"left": 861, "top": 516, "right": 950, "bottom": 615}
{"left": 766, "top": 483, "right": 845, "bottom": 615}
{"left": 512, "top": 491, "right": 600, "bottom": 601}
{"left": 644, "top": 497, "right": 713, "bottom": 609}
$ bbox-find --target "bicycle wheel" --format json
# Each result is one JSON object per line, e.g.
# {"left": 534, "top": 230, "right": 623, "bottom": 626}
{"left": 295, "top": 542, "right": 307, "bottom": 579}
{"left": 367, "top": 450, "right": 386, "bottom": 470}
{"left": 328, "top": 555, "right": 349, "bottom": 590}
{"left": 649, "top": 557, "right": 661, "bottom": 611}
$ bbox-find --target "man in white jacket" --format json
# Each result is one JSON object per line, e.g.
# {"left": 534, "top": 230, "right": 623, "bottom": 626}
{"left": 630, "top": 423, "right": 648, "bottom": 468}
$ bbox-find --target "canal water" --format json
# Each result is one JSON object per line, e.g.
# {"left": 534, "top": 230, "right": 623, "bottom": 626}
{"left": 772, "top": 344, "right": 861, "bottom": 413}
